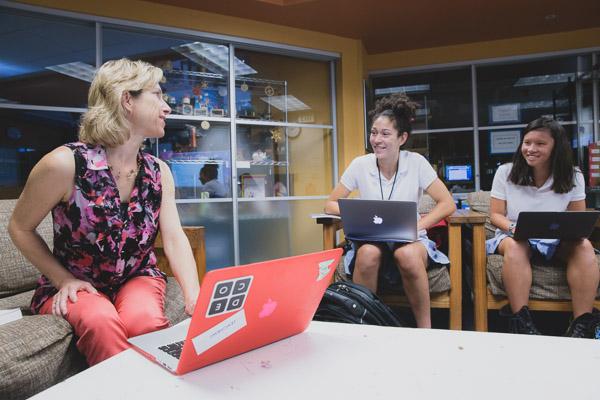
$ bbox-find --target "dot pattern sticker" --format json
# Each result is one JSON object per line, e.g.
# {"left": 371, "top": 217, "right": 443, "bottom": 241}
{"left": 206, "top": 276, "right": 253, "bottom": 318}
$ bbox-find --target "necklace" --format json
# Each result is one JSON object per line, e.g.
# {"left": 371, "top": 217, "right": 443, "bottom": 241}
{"left": 108, "top": 159, "right": 140, "bottom": 181}
{"left": 377, "top": 158, "right": 399, "bottom": 201}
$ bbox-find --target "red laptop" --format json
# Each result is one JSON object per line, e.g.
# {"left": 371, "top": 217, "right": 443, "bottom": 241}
{"left": 128, "top": 248, "right": 342, "bottom": 375}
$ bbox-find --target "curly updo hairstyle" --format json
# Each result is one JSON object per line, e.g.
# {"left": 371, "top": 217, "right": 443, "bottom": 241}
{"left": 368, "top": 93, "right": 418, "bottom": 138}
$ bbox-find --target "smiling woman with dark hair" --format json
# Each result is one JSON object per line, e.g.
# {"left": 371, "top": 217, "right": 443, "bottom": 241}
{"left": 487, "top": 116, "right": 599, "bottom": 337}
{"left": 324, "top": 93, "right": 456, "bottom": 328}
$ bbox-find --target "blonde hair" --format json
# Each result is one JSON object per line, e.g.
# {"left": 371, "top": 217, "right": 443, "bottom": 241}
{"left": 79, "top": 58, "right": 163, "bottom": 147}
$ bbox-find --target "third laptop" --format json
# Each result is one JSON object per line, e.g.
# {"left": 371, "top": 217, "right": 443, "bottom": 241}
{"left": 338, "top": 198, "right": 417, "bottom": 242}
{"left": 513, "top": 211, "right": 600, "bottom": 240}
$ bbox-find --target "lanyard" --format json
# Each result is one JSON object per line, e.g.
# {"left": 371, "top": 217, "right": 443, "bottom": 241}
{"left": 377, "top": 158, "right": 399, "bottom": 201}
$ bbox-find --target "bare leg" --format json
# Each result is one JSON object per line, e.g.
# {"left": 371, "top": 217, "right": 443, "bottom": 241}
{"left": 498, "top": 238, "right": 532, "bottom": 313}
{"left": 557, "top": 239, "right": 599, "bottom": 318}
{"left": 394, "top": 242, "right": 430, "bottom": 328}
{"left": 353, "top": 243, "right": 383, "bottom": 293}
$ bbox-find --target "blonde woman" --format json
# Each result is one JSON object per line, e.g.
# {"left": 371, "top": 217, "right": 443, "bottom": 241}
{"left": 8, "top": 59, "right": 200, "bottom": 365}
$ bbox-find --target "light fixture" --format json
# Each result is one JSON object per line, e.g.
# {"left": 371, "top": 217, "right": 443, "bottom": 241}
{"left": 513, "top": 73, "right": 574, "bottom": 87}
{"left": 374, "top": 84, "right": 430, "bottom": 96}
{"left": 260, "top": 95, "right": 310, "bottom": 112}
{"left": 45, "top": 61, "right": 96, "bottom": 82}
{"left": 171, "top": 42, "right": 257, "bottom": 76}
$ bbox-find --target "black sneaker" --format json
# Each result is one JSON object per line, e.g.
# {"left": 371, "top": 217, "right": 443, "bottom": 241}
{"left": 499, "top": 305, "right": 542, "bottom": 335}
{"left": 565, "top": 311, "right": 599, "bottom": 339}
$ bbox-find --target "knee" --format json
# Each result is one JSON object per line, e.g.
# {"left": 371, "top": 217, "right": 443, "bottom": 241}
{"left": 355, "top": 245, "right": 382, "bottom": 275}
{"left": 394, "top": 246, "right": 425, "bottom": 277}
{"left": 570, "top": 239, "right": 598, "bottom": 268}
{"left": 71, "top": 306, "right": 126, "bottom": 339}
{"left": 121, "top": 307, "right": 169, "bottom": 338}
{"left": 502, "top": 239, "right": 530, "bottom": 264}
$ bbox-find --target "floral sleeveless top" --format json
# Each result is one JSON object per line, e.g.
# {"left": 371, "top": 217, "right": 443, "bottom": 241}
{"left": 31, "top": 142, "right": 166, "bottom": 314}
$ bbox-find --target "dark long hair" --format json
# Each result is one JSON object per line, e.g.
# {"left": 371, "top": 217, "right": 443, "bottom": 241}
{"left": 508, "top": 116, "right": 575, "bottom": 193}
{"left": 368, "top": 93, "right": 418, "bottom": 140}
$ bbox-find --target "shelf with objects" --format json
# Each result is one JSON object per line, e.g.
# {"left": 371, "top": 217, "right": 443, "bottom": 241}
{"left": 154, "top": 118, "right": 233, "bottom": 201}
{"left": 235, "top": 125, "right": 291, "bottom": 199}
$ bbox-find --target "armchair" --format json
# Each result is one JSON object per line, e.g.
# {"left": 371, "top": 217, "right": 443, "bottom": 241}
{"left": 466, "top": 191, "right": 600, "bottom": 332}
{"left": 316, "top": 196, "right": 486, "bottom": 330}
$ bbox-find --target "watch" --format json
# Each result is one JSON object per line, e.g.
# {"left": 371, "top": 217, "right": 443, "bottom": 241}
{"left": 508, "top": 222, "right": 516, "bottom": 235}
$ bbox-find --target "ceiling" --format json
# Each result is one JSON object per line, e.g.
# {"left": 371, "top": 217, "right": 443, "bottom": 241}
{"left": 146, "top": 0, "right": 600, "bottom": 54}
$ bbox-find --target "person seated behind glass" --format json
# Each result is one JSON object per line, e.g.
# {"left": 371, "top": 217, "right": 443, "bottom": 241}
{"left": 7, "top": 58, "right": 200, "bottom": 367}
{"left": 487, "top": 116, "right": 599, "bottom": 337}
{"left": 199, "top": 164, "right": 227, "bottom": 198}
{"left": 324, "top": 93, "right": 456, "bottom": 329}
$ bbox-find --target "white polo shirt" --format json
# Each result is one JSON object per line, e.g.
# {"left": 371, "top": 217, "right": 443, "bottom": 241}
{"left": 340, "top": 151, "right": 437, "bottom": 202}
{"left": 490, "top": 163, "right": 585, "bottom": 223}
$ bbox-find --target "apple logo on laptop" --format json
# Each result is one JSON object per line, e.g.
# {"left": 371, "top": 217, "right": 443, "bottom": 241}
{"left": 372, "top": 215, "right": 383, "bottom": 224}
{"left": 549, "top": 222, "right": 560, "bottom": 230}
{"left": 259, "top": 298, "right": 277, "bottom": 318}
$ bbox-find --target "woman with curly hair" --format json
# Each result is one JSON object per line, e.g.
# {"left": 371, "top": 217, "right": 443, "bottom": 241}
{"left": 325, "top": 93, "right": 456, "bottom": 328}
{"left": 8, "top": 58, "right": 200, "bottom": 365}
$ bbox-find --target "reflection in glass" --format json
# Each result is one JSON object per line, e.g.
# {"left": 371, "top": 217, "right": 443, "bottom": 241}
{"left": 477, "top": 56, "right": 580, "bottom": 126}
{"left": 176, "top": 202, "right": 234, "bottom": 270}
{"left": 158, "top": 120, "right": 232, "bottom": 199}
{"left": 0, "top": 9, "right": 95, "bottom": 107}
{"left": 236, "top": 125, "right": 332, "bottom": 197}
{"left": 102, "top": 26, "right": 230, "bottom": 117}
{"left": 0, "top": 109, "right": 79, "bottom": 198}
{"left": 234, "top": 49, "right": 331, "bottom": 124}
{"left": 404, "top": 131, "right": 475, "bottom": 193}
{"left": 238, "top": 199, "right": 325, "bottom": 264}
{"left": 370, "top": 68, "right": 472, "bottom": 130}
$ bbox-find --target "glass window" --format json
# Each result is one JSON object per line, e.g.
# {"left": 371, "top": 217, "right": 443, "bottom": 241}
{"left": 238, "top": 199, "right": 324, "bottom": 264}
{"left": 477, "top": 56, "right": 579, "bottom": 126}
{"left": 370, "top": 68, "right": 472, "bottom": 130}
{"left": 156, "top": 120, "right": 232, "bottom": 199}
{"left": 176, "top": 202, "right": 235, "bottom": 269}
{"left": 234, "top": 49, "right": 332, "bottom": 125}
{"left": 236, "top": 125, "right": 332, "bottom": 197}
{"left": 0, "top": 109, "right": 79, "bottom": 198}
{"left": 103, "top": 26, "right": 230, "bottom": 117}
{"left": 428, "top": 131, "right": 475, "bottom": 193}
{"left": 0, "top": 9, "right": 95, "bottom": 107}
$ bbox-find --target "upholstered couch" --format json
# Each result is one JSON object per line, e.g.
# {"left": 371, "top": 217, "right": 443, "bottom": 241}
{"left": 0, "top": 200, "right": 191, "bottom": 400}
{"left": 466, "top": 191, "right": 600, "bottom": 331}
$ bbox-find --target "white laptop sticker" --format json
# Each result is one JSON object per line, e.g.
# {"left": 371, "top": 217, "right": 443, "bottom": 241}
{"left": 317, "top": 258, "right": 335, "bottom": 281}
{"left": 191, "top": 309, "right": 247, "bottom": 355}
{"left": 206, "top": 276, "right": 253, "bottom": 318}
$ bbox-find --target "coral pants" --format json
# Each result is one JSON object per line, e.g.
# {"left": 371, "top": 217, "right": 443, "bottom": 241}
{"left": 39, "top": 276, "right": 169, "bottom": 366}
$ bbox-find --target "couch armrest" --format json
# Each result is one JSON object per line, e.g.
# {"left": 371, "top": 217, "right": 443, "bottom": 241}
{"left": 314, "top": 217, "right": 342, "bottom": 250}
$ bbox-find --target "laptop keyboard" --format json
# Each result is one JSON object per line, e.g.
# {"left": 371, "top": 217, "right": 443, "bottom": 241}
{"left": 158, "top": 340, "right": 184, "bottom": 359}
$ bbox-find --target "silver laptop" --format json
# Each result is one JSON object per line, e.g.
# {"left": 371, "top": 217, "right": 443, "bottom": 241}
{"left": 513, "top": 211, "right": 600, "bottom": 241}
{"left": 338, "top": 199, "right": 417, "bottom": 242}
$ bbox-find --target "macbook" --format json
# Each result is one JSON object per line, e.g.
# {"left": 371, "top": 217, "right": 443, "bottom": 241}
{"left": 338, "top": 199, "right": 417, "bottom": 242}
{"left": 512, "top": 211, "right": 600, "bottom": 241}
{"left": 128, "top": 248, "right": 342, "bottom": 375}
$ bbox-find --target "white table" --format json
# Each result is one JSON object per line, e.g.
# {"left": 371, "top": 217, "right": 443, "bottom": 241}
{"left": 32, "top": 321, "right": 600, "bottom": 400}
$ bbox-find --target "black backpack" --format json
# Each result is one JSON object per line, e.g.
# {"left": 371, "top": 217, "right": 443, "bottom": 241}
{"left": 314, "top": 281, "right": 403, "bottom": 327}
